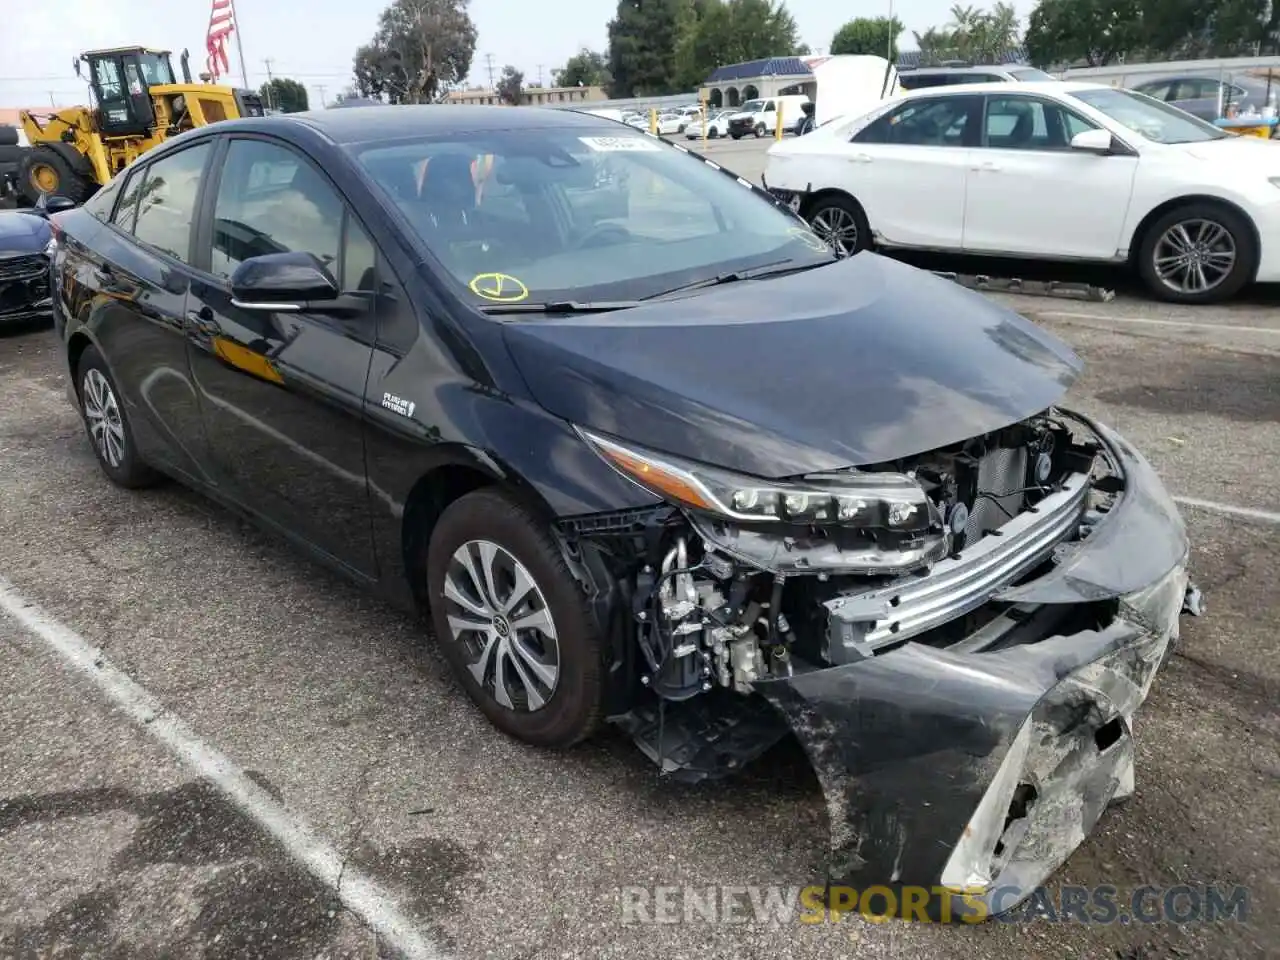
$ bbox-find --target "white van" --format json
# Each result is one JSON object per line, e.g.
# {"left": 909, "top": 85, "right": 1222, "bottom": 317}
{"left": 725, "top": 94, "right": 810, "bottom": 139}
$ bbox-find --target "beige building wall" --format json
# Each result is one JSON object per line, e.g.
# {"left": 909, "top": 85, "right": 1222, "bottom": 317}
{"left": 444, "top": 85, "right": 608, "bottom": 106}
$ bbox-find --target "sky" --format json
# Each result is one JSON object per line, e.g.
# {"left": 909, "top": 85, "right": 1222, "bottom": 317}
{"left": 0, "top": 0, "right": 1035, "bottom": 108}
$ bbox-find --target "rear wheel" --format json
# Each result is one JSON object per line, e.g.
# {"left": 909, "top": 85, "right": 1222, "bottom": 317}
{"left": 18, "top": 147, "right": 93, "bottom": 206}
{"left": 426, "top": 488, "right": 604, "bottom": 749}
{"left": 804, "top": 193, "right": 872, "bottom": 258}
{"left": 1136, "top": 202, "right": 1255, "bottom": 304}
{"left": 75, "top": 345, "right": 162, "bottom": 489}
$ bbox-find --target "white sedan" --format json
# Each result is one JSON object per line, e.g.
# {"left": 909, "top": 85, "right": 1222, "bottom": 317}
{"left": 686, "top": 110, "right": 735, "bottom": 139}
{"left": 762, "top": 80, "right": 1280, "bottom": 303}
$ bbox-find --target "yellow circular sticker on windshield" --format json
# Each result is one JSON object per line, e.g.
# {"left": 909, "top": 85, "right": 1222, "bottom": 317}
{"left": 786, "top": 227, "right": 832, "bottom": 254}
{"left": 469, "top": 272, "right": 529, "bottom": 303}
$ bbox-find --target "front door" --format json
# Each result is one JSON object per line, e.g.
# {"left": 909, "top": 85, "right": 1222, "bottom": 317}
{"left": 962, "top": 94, "right": 1138, "bottom": 259}
{"left": 185, "top": 135, "right": 380, "bottom": 577}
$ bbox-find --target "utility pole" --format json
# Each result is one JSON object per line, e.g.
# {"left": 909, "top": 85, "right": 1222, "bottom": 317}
{"left": 263, "top": 57, "right": 275, "bottom": 109}
{"left": 47, "top": 91, "right": 56, "bottom": 107}
{"left": 537, "top": 64, "right": 544, "bottom": 87}
{"left": 484, "top": 53, "right": 496, "bottom": 89}
{"left": 316, "top": 83, "right": 327, "bottom": 107}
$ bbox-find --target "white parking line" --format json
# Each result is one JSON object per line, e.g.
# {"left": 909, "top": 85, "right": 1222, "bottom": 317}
{"left": 0, "top": 575, "right": 447, "bottom": 960}
{"left": 1173, "top": 496, "right": 1280, "bottom": 525}
{"left": 1037, "top": 311, "right": 1280, "bottom": 336}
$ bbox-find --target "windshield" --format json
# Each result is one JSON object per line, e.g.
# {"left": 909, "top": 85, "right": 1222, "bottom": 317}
{"left": 1072, "top": 87, "right": 1228, "bottom": 144}
{"left": 352, "top": 127, "right": 833, "bottom": 307}
{"left": 738, "top": 100, "right": 765, "bottom": 113}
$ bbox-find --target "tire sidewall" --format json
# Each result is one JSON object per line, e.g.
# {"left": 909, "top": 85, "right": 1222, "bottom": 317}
{"left": 1137, "top": 203, "right": 1256, "bottom": 304}
{"left": 426, "top": 488, "right": 603, "bottom": 748}
{"left": 804, "top": 193, "right": 872, "bottom": 257}
{"left": 75, "top": 345, "right": 156, "bottom": 487}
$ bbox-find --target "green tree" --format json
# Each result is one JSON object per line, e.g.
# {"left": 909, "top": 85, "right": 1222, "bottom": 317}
{"left": 496, "top": 65, "right": 524, "bottom": 104}
{"left": 666, "top": 0, "right": 807, "bottom": 91}
{"left": 608, "top": 0, "right": 687, "bottom": 97}
{"left": 1024, "top": 0, "right": 1142, "bottom": 66}
{"left": 260, "top": 77, "right": 309, "bottom": 112}
{"left": 553, "top": 48, "right": 611, "bottom": 87}
{"left": 830, "top": 16, "right": 905, "bottom": 59}
{"left": 352, "top": 0, "right": 477, "bottom": 103}
{"left": 913, "top": 2, "right": 1023, "bottom": 63}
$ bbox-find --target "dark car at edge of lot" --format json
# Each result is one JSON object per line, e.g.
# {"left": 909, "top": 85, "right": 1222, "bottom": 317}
{"left": 45, "top": 104, "right": 1200, "bottom": 919}
{"left": 0, "top": 208, "right": 54, "bottom": 328}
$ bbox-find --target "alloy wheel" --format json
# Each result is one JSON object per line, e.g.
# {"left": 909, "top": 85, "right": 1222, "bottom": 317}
{"left": 443, "top": 539, "right": 560, "bottom": 712}
{"left": 811, "top": 206, "right": 859, "bottom": 257}
{"left": 1152, "top": 218, "right": 1237, "bottom": 295}
{"left": 82, "top": 368, "right": 126, "bottom": 468}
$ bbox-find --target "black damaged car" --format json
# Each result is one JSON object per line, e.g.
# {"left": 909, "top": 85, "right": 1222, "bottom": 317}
{"left": 48, "top": 105, "right": 1200, "bottom": 916}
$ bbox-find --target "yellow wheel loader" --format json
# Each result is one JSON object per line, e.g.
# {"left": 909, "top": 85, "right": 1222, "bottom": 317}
{"left": 17, "top": 46, "right": 266, "bottom": 206}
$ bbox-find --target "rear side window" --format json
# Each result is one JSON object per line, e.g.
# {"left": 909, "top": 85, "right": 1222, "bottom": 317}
{"left": 129, "top": 143, "right": 212, "bottom": 262}
{"left": 854, "top": 95, "right": 981, "bottom": 146}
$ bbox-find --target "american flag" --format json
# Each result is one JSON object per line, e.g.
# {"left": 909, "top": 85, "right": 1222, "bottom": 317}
{"left": 205, "top": 0, "right": 235, "bottom": 81}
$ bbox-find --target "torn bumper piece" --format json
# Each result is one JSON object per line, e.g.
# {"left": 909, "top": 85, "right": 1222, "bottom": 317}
{"left": 755, "top": 416, "right": 1194, "bottom": 918}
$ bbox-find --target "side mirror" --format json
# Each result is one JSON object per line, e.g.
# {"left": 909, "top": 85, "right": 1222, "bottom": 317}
{"left": 229, "top": 251, "right": 339, "bottom": 311}
{"left": 1069, "top": 128, "right": 1115, "bottom": 154}
{"left": 34, "top": 194, "right": 77, "bottom": 217}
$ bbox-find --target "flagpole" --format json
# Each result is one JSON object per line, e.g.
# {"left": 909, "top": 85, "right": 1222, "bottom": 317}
{"left": 229, "top": 0, "right": 249, "bottom": 89}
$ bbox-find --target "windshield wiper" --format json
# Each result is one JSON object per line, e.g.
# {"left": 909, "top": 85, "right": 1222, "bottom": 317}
{"left": 477, "top": 300, "right": 643, "bottom": 315}
{"left": 642, "top": 257, "right": 831, "bottom": 300}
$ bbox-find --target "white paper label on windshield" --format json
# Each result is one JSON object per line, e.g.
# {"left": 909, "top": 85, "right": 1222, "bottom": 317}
{"left": 578, "top": 135, "right": 661, "bottom": 152}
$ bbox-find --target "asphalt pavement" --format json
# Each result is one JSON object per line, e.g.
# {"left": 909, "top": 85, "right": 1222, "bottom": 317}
{"left": 0, "top": 202, "right": 1277, "bottom": 957}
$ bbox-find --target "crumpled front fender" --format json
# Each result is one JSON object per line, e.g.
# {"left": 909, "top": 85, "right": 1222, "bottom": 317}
{"left": 754, "top": 414, "right": 1194, "bottom": 918}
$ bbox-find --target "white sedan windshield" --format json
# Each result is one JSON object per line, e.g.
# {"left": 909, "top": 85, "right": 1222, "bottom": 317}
{"left": 1072, "top": 88, "right": 1228, "bottom": 144}
{"left": 352, "top": 126, "right": 832, "bottom": 305}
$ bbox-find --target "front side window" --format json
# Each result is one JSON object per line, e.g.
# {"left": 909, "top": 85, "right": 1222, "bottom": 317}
{"left": 351, "top": 126, "right": 833, "bottom": 307}
{"left": 1073, "top": 87, "right": 1227, "bottom": 143}
{"left": 1008, "top": 67, "right": 1056, "bottom": 82}
{"left": 84, "top": 174, "right": 124, "bottom": 223}
{"left": 129, "top": 142, "right": 212, "bottom": 262}
{"left": 983, "top": 96, "right": 1099, "bottom": 150}
{"left": 209, "top": 138, "right": 344, "bottom": 283}
{"left": 854, "top": 95, "right": 980, "bottom": 146}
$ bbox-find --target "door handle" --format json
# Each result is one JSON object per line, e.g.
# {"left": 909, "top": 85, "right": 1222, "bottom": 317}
{"left": 849, "top": 153, "right": 873, "bottom": 163}
{"left": 971, "top": 161, "right": 1001, "bottom": 172}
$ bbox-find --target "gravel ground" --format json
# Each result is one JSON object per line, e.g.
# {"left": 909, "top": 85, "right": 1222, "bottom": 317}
{"left": 0, "top": 245, "right": 1276, "bottom": 958}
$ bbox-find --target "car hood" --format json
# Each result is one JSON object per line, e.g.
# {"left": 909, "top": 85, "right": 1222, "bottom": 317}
{"left": 501, "top": 253, "right": 1082, "bottom": 479}
{"left": 0, "top": 212, "right": 50, "bottom": 254}
{"left": 1171, "top": 135, "right": 1280, "bottom": 167}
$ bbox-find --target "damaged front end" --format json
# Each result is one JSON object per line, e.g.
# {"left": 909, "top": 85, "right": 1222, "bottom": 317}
{"left": 556, "top": 407, "right": 1200, "bottom": 917}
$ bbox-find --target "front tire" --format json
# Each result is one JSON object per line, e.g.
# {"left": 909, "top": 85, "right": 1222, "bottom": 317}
{"left": 804, "top": 193, "right": 872, "bottom": 258}
{"left": 75, "top": 345, "right": 161, "bottom": 488}
{"left": 754, "top": 123, "right": 766, "bottom": 138}
{"left": 19, "top": 146, "right": 93, "bottom": 206}
{"left": 426, "top": 488, "right": 604, "bottom": 749}
{"left": 1136, "top": 202, "right": 1255, "bottom": 304}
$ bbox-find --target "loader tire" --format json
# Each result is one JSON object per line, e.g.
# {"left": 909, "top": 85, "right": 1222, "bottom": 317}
{"left": 19, "top": 147, "right": 93, "bottom": 206}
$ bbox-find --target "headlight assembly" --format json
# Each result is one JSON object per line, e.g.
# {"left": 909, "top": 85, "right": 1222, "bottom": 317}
{"left": 577, "top": 427, "right": 935, "bottom": 532}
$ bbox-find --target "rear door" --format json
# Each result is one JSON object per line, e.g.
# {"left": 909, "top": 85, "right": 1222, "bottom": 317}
{"left": 64, "top": 139, "right": 218, "bottom": 482}
{"left": 845, "top": 93, "right": 982, "bottom": 247}
{"left": 184, "top": 134, "right": 380, "bottom": 578}
{"left": 961, "top": 93, "right": 1138, "bottom": 258}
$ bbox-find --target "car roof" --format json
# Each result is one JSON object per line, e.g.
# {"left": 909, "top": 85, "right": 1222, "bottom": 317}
{"left": 241, "top": 104, "right": 626, "bottom": 145}
{"left": 898, "top": 80, "right": 1107, "bottom": 97}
